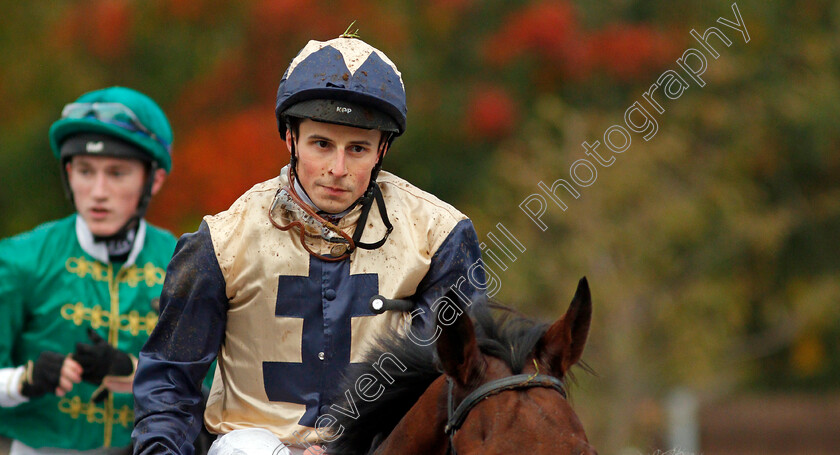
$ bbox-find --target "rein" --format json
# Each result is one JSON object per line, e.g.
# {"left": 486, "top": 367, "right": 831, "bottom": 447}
{"left": 444, "top": 373, "right": 567, "bottom": 455}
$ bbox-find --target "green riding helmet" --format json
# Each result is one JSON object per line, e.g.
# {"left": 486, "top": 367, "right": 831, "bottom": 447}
{"left": 48, "top": 86, "right": 173, "bottom": 172}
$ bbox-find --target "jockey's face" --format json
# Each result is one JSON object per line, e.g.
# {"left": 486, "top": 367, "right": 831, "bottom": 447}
{"left": 66, "top": 154, "right": 165, "bottom": 236}
{"left": 288, "top": 119, "right": 383, "bottom": 214}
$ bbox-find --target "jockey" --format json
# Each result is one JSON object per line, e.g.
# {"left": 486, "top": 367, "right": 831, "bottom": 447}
{"left": 0, "top": 87, "right": 177, "bottom": 454}
{"left": 132, "top": 34, "right": 487, "bottom": 455}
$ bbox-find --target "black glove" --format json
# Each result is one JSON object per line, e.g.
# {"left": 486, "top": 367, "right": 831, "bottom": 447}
{"left": 74, "top": 328, "right": 134, "bottom": 385}
{"left": 20, "top": 351, "right": 65, "bottom": 398}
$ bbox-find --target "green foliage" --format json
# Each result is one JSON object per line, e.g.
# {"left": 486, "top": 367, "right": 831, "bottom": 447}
{"left": 340, "top": 20, "right": 361, "bottom": 39}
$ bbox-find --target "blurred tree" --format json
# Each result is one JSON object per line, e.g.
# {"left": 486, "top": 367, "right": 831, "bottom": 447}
{"left": 468, "top": 0, "right": 840, "bottom": 451}
{"left": 2, "top": 0, "right": 839, "bottom": 452}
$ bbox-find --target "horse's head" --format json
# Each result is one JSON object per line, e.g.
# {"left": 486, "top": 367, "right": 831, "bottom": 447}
{"left": 368, "top": 278, "right": 597, "bottom": 455}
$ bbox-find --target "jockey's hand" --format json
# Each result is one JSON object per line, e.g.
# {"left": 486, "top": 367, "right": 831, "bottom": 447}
{"left": 74, "top": 328, "right": 134, "bottom": 385}
{"left": 20, "top": 352, "right": 82, "bottom": 398}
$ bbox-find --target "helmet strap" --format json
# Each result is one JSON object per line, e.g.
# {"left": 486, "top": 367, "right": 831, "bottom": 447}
{"left": 354, "top": 132, "right": 395, "bottom": 250}
{"left": 92, "top": 218, "right": 139, "bottom": 263}
{"left": 285, "top": 125, "right": 394, "bottom": 251}
{"left": 369, "top": 132, "right": 393, "bottom": 183}
{"left": 60, "top": 157, "right": 75, "bottom": 205}
{"left": 352, "top": 182, "right": 393, "bottom": 250}
{"left": 286, "top": 120, "right": 299, "bottom": 179}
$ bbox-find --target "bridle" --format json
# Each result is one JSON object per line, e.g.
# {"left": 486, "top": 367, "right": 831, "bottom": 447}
{"left": 443, "top": 372, "right": 567, "bottom": 455}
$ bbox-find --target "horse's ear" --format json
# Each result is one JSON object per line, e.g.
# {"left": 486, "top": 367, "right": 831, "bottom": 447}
{"left": 435, "top": 291, "right": 484, "bottom": 387}
{"left": 537, "top": 277, "right": 592, "bottom": 377}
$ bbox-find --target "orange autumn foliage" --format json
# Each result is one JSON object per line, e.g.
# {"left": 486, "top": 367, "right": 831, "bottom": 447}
{"left": 148, "top": 107, "right": 285, "bottom": 233}
{"left": 483, "top": 1, "right": 582, "bottom": 70}
{"left": 54, "top": 0, "right": 134, "bottom": 60}
{"left": 482, "top": 1, "right": 676, "bottom": 83}
{"left": 590, "top": 24, "right": 678, "bottom": 81}
{"left": 464, "top": 85, "right": 518, "bottom": 140}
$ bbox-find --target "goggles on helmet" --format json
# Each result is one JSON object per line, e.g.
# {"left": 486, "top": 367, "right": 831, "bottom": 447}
{"left": 268, "top": 184, "right": 356, "bottom": 262}
{"left": 61, "top": 102, "right": 172, "bottom": 154}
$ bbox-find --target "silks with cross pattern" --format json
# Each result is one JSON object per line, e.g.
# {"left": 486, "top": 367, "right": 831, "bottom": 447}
{"left": 265, "top": 259, "right": 378, "bottom": 426}
{"left": 133, "top": 169, "right": 486, "bottom": 453}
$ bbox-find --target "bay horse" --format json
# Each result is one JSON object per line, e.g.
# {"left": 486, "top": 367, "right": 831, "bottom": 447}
{"left": 327, "top": 277, "right": 597, "bottom": 454}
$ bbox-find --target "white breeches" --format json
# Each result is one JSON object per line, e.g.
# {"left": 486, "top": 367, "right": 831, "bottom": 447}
{"left": 207, "top": 428, "right": 316, "bottom": 455}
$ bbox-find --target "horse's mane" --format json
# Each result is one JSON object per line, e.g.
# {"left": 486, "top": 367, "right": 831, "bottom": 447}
{"left": 327, "top": 301, "right": 551, "bottom": 455}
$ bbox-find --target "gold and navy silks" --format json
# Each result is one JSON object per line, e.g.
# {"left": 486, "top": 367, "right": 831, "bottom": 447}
{"left": 132, "top": 170, "right": 486, "bottom": 452}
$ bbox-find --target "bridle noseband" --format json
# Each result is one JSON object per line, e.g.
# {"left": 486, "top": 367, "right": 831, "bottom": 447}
{"left": 443, "top": 373, "right": 567, "bottom": 455}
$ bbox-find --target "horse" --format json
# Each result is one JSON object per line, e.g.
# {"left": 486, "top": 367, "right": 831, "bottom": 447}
{"left": 327, "top": 277, "right": 597, "bottom": 454}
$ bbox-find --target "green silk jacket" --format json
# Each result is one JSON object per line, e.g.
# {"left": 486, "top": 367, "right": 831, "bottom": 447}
{"left": 0, "top": 215, "right": 176, "bottom": 450}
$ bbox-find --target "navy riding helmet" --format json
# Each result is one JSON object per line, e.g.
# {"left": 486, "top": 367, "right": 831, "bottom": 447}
{"left": 274, "top": 37, "right": 408, "bottom": 139}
